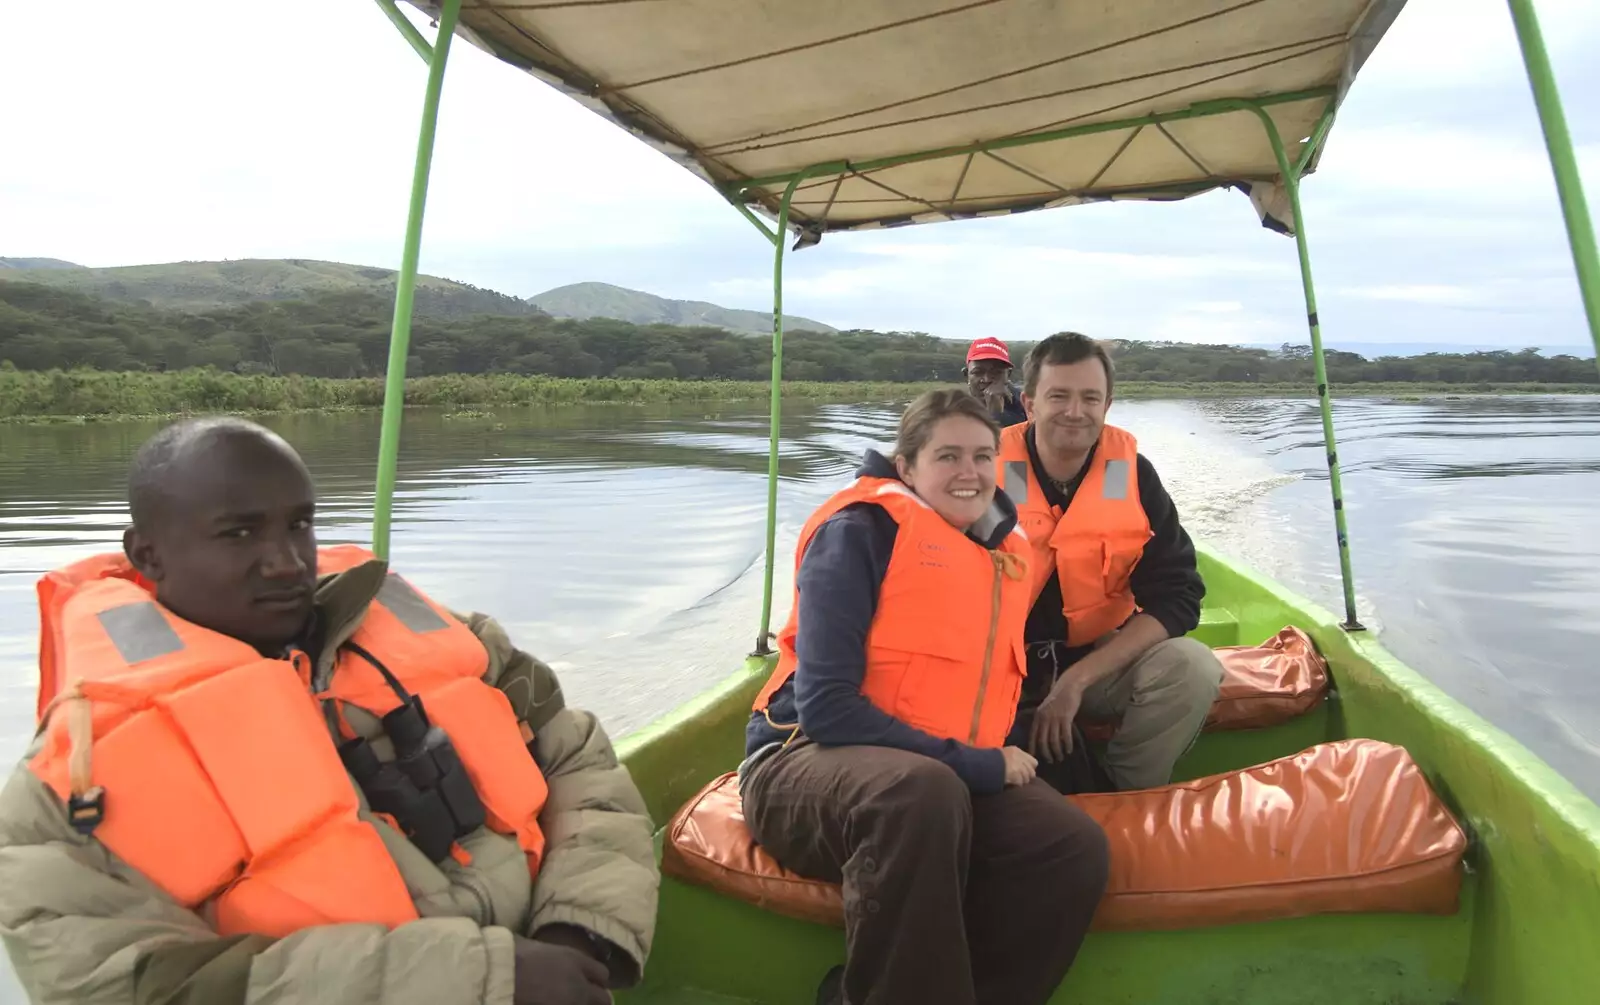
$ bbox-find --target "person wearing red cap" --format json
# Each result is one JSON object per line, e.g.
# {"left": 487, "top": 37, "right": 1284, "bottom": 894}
{"left": 965, "top": 337, "right": 1028, "bottom": 427}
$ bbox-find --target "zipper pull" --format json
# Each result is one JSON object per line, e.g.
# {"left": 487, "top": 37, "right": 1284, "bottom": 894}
{"left": 992, "top": 549, "right": 1025, "bottom": 581}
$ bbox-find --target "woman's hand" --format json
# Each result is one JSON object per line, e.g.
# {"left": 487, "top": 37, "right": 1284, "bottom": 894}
{"left": 1001, "top": 746, "right": 1038, "bottom": 787}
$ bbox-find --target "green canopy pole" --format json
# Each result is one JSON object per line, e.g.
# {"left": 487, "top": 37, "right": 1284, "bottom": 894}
{"left": 1505, "top": 0, "right": 1600, "bottom": 369}
{"left": 752, "top": 177, "right": 806, "bottom": 656}
{"left": 371, "top": 0, "right": 461, "bottom": 560}
{"left": 374, "top": 0, "right": 434, "bottom": 62}
{"left": 1245, "top": 102, "right": 1365, "bottom": 631}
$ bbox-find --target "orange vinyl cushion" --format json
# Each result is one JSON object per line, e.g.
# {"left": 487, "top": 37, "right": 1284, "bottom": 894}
{"left": 662, "top": 739, "right": 1467, "bottom": 931}
{"left": 1081, "top": 626, "right": 1331, "bottom": 743}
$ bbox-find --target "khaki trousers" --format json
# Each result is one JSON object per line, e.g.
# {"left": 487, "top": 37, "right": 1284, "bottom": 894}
{"left": 1020, "top": 636, "right": 1224, "bottom": 792}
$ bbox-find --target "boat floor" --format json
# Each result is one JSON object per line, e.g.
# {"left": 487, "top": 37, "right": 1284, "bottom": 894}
{"left": 619, "top": 991, "right": 753, "bottom": 1004}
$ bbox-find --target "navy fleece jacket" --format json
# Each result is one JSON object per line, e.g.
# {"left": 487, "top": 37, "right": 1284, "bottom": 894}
{"left": 744, "top": 450, "right": 1020, "bottom": 795}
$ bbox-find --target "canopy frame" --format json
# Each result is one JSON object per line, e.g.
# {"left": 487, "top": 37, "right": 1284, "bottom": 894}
{"left": 368, "top": 0, "right": 1598, "bottom": 648}
{"left": 740, "top": 90, "right": 1368, "bottom": 646}
{"left": 370, "top": 0, "right": 462, "bottom": 559}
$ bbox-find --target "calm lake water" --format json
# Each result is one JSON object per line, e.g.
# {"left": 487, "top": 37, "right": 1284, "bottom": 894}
{"left": 0, "top": 394, "right": 1596, "bottom": 811}
{"left": 0, "top": 393, "right": 1597, "bottom": 1000}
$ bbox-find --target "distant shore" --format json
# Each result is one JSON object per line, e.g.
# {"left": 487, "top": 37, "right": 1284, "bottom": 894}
{"left": 2, "top": 369, "right": 1595, "bottom": 423}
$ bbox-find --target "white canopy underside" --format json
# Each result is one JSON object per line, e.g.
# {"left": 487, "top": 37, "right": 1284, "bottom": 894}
{"left": 407, "top": 0, "right": 1406, "bottom": 238}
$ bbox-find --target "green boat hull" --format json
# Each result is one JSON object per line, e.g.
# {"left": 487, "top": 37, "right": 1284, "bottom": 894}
{"left": 615, "top": 545, "right": 1600, "bottom": 1004}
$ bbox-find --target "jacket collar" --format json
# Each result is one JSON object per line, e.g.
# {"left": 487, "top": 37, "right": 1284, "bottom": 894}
{"left": 857, "top": 449, "right": 1019, "bottom": 549}
{"left": 1023, "top": 423, "right": 1101, "bottom": 510}
{"left": 291, "top": 557, "right": 388, "bottom": 690}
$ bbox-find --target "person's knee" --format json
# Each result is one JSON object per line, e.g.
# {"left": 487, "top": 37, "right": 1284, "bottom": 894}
{"left": 829, "top": 753, "right": 971, "bottom": 838}
{"left": 1010, "top": 798, "right": 1110, "bottom": 900}
{"left": 1049, "top": 803, "right": 1110, "bottom": 879}
{"left": 1133, "top": 637, "right": 1223, "bottom": 710}
{"left": 879, "top": 757, "right": 971, "bottom": 824}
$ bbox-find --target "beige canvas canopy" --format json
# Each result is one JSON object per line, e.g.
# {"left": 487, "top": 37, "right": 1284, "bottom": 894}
{"left": 408, "top": 0, "right": 1405, "bottom": 239}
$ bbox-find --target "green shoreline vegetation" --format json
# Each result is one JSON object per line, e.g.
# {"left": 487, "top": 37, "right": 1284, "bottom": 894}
{"left": 2, "top": 279, "right": 1595, "bottom": 420}
{"left": 4, "top": 370, "right": 1594, "bottom": 423}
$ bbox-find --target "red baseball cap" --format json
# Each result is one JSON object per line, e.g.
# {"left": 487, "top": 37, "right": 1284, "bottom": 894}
{"left": 966, "top": 336, "right": 1012, "bottom": 366}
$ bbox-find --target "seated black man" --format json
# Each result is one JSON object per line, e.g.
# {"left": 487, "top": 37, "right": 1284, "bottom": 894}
{"left": 0, "top": 416, "right": 657, "bottom": 1005}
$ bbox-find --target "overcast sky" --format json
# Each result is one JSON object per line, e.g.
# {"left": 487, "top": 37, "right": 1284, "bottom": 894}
{"left": 2, "top": 0, "right": 1596, "bottom": 348}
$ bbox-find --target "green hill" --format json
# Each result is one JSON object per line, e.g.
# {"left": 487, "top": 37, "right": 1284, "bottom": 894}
{"left": 0, "top": 257, "right": 543, "bottom": 319}
{"left": 0, "top": 280, "right": 920, "bottom": 381}
{"left": 0, "top": 258, "right": 82, "bottom": 270}
{"left": 530, "top": 281, "right": 835, "bottom": 335}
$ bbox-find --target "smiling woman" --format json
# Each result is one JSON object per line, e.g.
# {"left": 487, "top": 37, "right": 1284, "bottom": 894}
{"left": 740, "top": 386, "right": 1108, "bottom": 1005}
{"left": 888, "top": 388, "right": 1002, "bottom": 528}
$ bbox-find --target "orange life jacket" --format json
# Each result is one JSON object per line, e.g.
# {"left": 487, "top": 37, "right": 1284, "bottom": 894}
{"left": 753, "top": 476, "right": 1031, "bottom": 748}
{"left": 27, "top": 545, "right": 548, "bottom": 940}
{"left": 997, "top": 423, "right": 1153, "bottom": 646}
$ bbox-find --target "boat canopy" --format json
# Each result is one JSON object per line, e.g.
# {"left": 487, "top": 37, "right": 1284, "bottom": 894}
{"left": 407, "top": 0, "right": 1406, "bottom": 239}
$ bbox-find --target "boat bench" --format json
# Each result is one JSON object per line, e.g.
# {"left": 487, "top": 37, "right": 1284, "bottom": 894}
{"left": 1082, "top": 625, "right": 1331, "bottom": 744}
{"left": 662, "top": 738, "right": 1468, "bottom": 931}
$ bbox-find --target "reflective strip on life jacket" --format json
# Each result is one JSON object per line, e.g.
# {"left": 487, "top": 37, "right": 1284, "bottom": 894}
{"left": 35, "top": 553, "right": 156, "bottom": 719}
{"left": 28, "top": 546, "right": 548, "bottom": 938}
{"left": 998, "top": 423, "right": 1153, "bottom": 646}
{"left": 754, "top": 476, "right": 1030, "bottom": 748}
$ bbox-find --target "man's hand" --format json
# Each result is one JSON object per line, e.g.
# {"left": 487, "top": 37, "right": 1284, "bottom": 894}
{"left": 533, "top": 925, "right": 611, "bottom": 966}
{"left": 512, "top": 935, "right": 610, "bottom": 1005}
{"left": 1000, "top": 746, "right": 1038, "bottom": 787}
{"left": 1030, "top": 615, "right": 1171, "bottom": 763}
{"left": 1029, "top": 676, "right": 1085, "bottom": 763}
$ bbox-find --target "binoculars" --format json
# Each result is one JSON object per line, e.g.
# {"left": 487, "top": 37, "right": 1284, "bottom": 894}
{"left": 339, "top": 695, "right": 487, "bottom": 864}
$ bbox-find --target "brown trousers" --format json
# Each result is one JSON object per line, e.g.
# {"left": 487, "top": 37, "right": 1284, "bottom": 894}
{"left": 741, "top": 740, "right": 1109, "bottom": 1005}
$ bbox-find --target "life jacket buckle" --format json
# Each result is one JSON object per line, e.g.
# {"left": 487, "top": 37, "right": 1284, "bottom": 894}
{"left": 68, "top": 786, "right": 105, "bottom": 835}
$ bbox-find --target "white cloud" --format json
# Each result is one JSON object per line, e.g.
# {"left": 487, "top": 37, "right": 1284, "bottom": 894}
{"left": 1338, "top": 275, "right": 1588, "bottom": 314}
{"left": 1355, "top": 0, "right": 1598, "bottom": 91}
{"left": 0, "top": 0, "right": 740, "bottom": 272}
{"left": 1341, "top": 284, "right": 1487, "bottom": 307}
{"left": 1150, "top": 309, "right": 1295, "bottom": 347}
{"left": 709, "top": 268, "right": 889, "bottom": 302}
{"left": 1321, "top": 130, "right": 1598, "bottom": 203}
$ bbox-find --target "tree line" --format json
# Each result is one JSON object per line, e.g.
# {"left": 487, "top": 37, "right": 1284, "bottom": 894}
{"left": 2, "top": 279, "right": 1594, "bottom": 386}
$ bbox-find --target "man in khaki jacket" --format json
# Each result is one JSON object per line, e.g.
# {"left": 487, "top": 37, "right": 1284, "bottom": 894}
{"left": 0, "top": 417, "right": 658, "bottom": 1005}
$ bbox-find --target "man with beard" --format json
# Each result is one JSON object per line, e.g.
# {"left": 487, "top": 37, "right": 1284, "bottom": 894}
{"left": 996, "top": 332, "right": 1223, "bottom": 794}
{"left": 964, "top": 336, "right": 1028, "bottom": 427}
